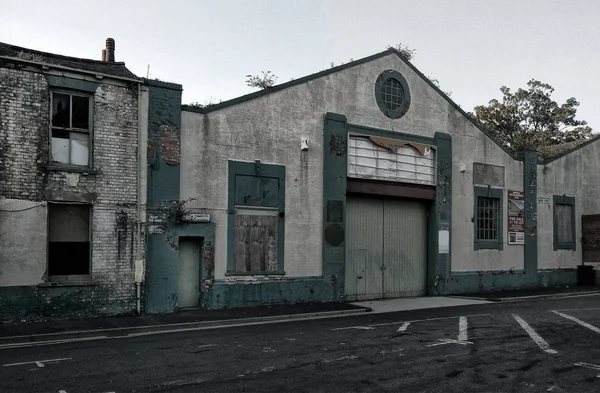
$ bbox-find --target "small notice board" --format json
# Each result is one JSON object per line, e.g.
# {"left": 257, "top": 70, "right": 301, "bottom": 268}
{"left": 508, "top": 190, "right": 525, "bottom": 245}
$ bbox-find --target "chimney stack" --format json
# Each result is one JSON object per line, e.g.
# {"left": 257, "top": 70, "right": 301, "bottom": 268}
{"left": 104, "top": 38, "right": 115, "bottom": 62}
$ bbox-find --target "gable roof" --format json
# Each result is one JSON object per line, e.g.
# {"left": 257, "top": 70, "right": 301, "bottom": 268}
{"left": 182, "top": 48, "right": 518, "bottom": 160}
{"left": 0, "top": 42, "right": 139, "bottom": 80}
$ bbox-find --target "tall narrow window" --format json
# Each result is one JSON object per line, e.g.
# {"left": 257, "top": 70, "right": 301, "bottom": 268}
{"left": 474, "top": 187, "right": 504, "bottom": 250}
{"left": 51, "top": 92, "right": 91, "bottom": 166}
{"left": 48, "top": 204, "right": 91, "bottom": 281}
{"left": 553, "top": 195, "right": 576, "bottom": 250}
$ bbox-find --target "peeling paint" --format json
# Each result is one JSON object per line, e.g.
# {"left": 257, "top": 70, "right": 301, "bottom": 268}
{"left": 157, "top": 126, "right": 180, "bottom": 165}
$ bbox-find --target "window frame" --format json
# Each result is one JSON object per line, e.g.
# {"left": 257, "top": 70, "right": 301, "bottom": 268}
{"left": 473, "top": 186, "right": 504, "bottom": 250}
{"left": 46, "top": 202, "right": 93, "bottom": 282}
{"left": 553, "top": 195, "right": 576, "bottom": 251}
{"left": 226, "top": 160, "right": 286, "bottom": 276}
{"left": 49, "top": 90, "right": 94, "bottom": 169}
{"left": 375, "top": 70, "right": 411, "bottom": 119}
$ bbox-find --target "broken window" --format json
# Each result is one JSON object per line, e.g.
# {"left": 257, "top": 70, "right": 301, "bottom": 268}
{"left": 233, "top": 208, "right": 279, "bottom": 273}
{"left": 50, "top": 92, "right": 91, "bottom": 166}
{"left": 48, "top": 203, "right": 91, "bottom": 280}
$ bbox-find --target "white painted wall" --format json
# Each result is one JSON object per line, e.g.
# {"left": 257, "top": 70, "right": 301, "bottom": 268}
{"left": 537, "top": 141, "right": 600, "bottom": 269}
{"left": 0, "top": 199, "right": 47, "bottom": 286}
{"left": 180, "top": 52, "right": 525, "bottom": 279}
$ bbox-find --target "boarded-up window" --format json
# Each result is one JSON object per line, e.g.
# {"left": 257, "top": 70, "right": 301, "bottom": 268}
{"left": 233, "top": 208, "right": 278, "bottom": 273}
{"left": 48, "top": 204, "right": 91, "bottom": 280}
{"left": 348, "top": 136, "right": 435, "bottom": 186}
{"left": 556, "top": 203, "right": 574, "bottom": 244}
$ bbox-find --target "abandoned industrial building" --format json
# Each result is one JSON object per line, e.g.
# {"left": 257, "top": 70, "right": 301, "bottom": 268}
{"left": 1, "top": 38, "right": 600, "bottom": 321}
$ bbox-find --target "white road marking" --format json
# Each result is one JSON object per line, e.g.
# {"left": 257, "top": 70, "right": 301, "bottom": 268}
{"left": 197, "top": 344, "right": 217, "bottom": 348}
{"left": 59, "top": 391, "right": 67, "bottom": 393}
{"left": 263, "top": 347, "right": 275, "bottom": 353}
{"left": 428, "top": 338, "right": 473, "bottom": 347}
{"left": 552, "top": 307, "right": 600, "bottom": 312}
{"left": 552, "top": 311, "right": 600, "bottom": 334}
{"left": 3, "top": 357, "right": 72, "bottom": 367}
{"left": 334, "top": 313, "right": 491, "bottom": 331}
{"left": 0, "top": 311, "right": 372, "bottom": 350}
{"left": 512, "top": 314, "right": 557, "bottom": 354}
{"left": 322, "top": 355, "right": 359, "bottom": 363}
{"left": 380, "top": 347, "right": 404, "bottom": 355}
{"left": 397, "top": 322, "right": 410, "bottom": 332}
{"left": 575, "top": 362, "right": 600, "bottom": 378}
{"left": 332, "top": 326, "right": 375, "bottom": 331}
{"left": 458, "top": 317, "right": 468, "bottom": 341}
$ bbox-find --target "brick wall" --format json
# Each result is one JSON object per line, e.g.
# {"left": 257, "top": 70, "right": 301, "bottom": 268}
{"left": 0, "top": 62, "right": 143, "bottom": 321}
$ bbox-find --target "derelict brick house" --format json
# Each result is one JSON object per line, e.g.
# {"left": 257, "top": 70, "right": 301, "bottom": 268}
{"left": 0, "top": 39, "right": 147, "bottom": 321}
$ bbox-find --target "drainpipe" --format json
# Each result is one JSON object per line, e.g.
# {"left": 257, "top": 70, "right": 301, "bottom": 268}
{"left": 135, "top": 81, "right": 143, "bottom": 315}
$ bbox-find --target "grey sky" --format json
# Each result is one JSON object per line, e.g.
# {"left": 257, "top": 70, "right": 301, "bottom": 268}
{"left": 3, "top": 0, "right": 599, "bottom": 129}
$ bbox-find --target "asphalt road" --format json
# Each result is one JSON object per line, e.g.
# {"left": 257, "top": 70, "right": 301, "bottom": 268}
{"left": 2, "top": 296, "right": 600, "bottom": 393}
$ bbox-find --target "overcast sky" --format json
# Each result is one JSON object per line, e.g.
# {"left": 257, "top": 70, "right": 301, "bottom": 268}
{"left": 2, "top": 0, "right": 599, "bottom": 129}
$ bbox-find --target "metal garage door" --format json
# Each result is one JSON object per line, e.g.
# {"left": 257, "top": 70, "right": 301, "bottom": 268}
{"left": 345, "top": 196, "right": 428, "bottom": 301}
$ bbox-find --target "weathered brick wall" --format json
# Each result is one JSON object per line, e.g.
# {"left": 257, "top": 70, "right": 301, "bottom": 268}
{"left": 0, "top": 65, "right": 50, "bottom": 200}
{"left": 0, "top": 62, "right": 142, "bottom": 321}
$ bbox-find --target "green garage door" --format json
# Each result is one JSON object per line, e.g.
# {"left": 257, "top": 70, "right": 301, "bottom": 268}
{"left": 345, "top": 196, "right": 428, "bottom": 301}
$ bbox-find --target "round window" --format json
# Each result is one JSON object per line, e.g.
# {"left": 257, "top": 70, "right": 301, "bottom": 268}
{"left": 375, "top": 70, "right": 411, "bottom": 119}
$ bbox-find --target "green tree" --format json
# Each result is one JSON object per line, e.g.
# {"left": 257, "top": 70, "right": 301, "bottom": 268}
{"left": 474, "top": 79, "right": 594, "bottom": 152}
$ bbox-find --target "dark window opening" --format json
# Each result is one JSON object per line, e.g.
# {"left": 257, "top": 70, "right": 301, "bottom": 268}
{"left": 48, "top": 204, "right": 91, "bottom": 279}
{"left": 476, "top": 196, "right": 500, "bottom": 241}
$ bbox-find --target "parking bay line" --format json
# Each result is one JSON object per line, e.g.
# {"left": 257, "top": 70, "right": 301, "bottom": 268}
{"left": 512, "top": 314, "right": 557, "bottom": 354}
{"left": 552, "top": 310, "right": 600, "bottom": 334}
{"left": 332, "top": 313, "right": 491, "bottom": 331}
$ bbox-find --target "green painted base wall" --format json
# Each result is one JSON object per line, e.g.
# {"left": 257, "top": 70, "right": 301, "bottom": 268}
{"left": 0, "top": 285, "right": 134, "bottom": 323}
{"left": 203, "top": 277, "right": 339, "bottom": 309}
{"left": 442, "top": 270, "right": 577, "bottom": 294}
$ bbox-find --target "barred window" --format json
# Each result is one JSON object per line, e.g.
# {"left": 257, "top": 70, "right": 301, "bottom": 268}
{"left": 476, "top": 197, "right": 500, "bottom": 241}
{"left": 380, "top": 78, "right": 404, "bottom": 111}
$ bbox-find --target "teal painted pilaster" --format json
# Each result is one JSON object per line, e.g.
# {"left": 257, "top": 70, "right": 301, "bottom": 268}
{"left": 523, "top": 149, "right": 538, "bottom": 274}
{"left": 322, "top": 113, "right": 349, "bottom": 301}
{"left": 430, "top": 132, "right": 452, "bottom": 295}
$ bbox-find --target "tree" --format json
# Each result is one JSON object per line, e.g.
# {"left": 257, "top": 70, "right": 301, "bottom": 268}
{"left": 473, "top": 79, "right": 595, "bottom": 152}
{"left": 246, "top": 71, "right": 278, "bottom": 89}
{"left": 387, "top": 43, "right": 416, "bottom": 61}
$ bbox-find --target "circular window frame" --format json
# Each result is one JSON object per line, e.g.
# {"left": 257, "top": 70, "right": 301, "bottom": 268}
{"left": 375, "top": 70, "right": 411, "bottom": 119}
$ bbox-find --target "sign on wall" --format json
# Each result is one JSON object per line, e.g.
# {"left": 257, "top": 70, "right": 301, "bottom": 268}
{"left": 507, "top": 190, "right": 525, "bottom": 245}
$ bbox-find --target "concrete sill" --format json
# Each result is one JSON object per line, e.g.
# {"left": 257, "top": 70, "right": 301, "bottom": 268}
{"left": 46, "top": 165, "right": 98, "bottom": 175}
{"left": 38, "top": 281, "right": 99, "bottom": 288}
{"left": 225, "top": 271, "right": 286, "bottom": 277}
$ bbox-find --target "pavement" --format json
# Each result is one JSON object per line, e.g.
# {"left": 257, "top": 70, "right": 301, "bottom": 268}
{"left": 3, "top": 294, "right": 600, "bottom": 392}
{"left": 2, "top": 286, "right": 599, "bottom": 347}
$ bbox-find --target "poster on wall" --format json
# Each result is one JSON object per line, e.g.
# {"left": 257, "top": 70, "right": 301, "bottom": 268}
{"left": 508, "top": 190, "right": 525, "bottom": 245}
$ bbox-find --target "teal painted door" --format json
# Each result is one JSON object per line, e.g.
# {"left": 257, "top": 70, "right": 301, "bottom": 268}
{"left": 345, "top": 196, "right": 427, "bottom": 301}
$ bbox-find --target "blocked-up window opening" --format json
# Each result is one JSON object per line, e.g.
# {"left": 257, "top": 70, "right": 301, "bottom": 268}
{"left": 233, "top": 208, "right": 278, "bottom": 273}
{"left": 556, "top": 203, "right": 574, "bottom": 243}
{"left": 51, "top": 92, "right": 91, "bottom": 166}
{"left": 476, "top": 197, "right": 500, "bottom": 241}
{"left": 48, "top": 204, "right": 91, "bottom": 278}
